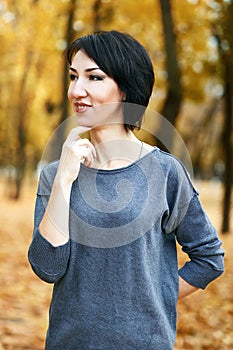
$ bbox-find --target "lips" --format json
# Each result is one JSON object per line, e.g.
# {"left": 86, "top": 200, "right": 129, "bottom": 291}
{"left": 74, "top": 102, "right": 92, "bottom": 113}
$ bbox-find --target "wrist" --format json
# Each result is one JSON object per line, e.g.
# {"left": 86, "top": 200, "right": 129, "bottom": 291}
{"left": 53, "top": 173, "right": 73, "bottom": 201}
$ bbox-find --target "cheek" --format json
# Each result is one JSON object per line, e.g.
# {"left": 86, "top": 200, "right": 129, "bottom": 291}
{"left": 67, "top": 82, "right": 75, "bottom": 101}
{"left": 103, "top": 87, "right": 124, "bottom": 103}
{"left": 67, "top": 86, "right": 72, "bottom": 100}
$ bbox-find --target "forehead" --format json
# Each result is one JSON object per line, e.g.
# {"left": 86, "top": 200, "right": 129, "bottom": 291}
{"left": 71, "top": 50, "right": 99, "bottom": 69}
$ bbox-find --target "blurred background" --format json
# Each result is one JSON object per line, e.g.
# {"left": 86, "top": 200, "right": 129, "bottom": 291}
{"left": 0, "top": 0, "right": 232, "bottom": 349}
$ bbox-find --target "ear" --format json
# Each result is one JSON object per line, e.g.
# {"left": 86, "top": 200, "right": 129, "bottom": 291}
{"left": 121, "top": 91, "right": 126, "bottom": 101}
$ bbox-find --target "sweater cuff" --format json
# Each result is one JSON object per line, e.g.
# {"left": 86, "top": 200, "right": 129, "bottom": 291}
{"left": 178, "top": 260, "right": 224, "bottom": 290}
{"left": 28, "top": 229, "right": 70, "bottom": 283}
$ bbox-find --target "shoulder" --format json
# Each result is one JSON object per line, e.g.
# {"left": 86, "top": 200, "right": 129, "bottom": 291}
{"left": 151, "top": 147, "right": 191, "bottom": 179}
{"left": 140, "top": 143, "right": 191, "bottom": 182}
{"left": 151, "top": 147, "right": 197, "bottom": 200}
{"left": 40, "top": 160, "right": 59, "bottom": 178}
{"left": 38, "top": 160, "right": 59, "bottom": 194}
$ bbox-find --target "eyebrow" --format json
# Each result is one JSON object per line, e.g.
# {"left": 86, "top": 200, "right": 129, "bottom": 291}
{"left": 69, "top": 67, "right": 100, "bottom": 73}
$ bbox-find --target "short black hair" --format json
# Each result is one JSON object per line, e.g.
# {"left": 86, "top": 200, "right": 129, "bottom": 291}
{"left": 66, "top": 30, "right": 155, "bottom": 131}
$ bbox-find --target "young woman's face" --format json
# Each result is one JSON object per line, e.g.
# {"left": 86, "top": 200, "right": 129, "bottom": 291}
{"left": 68, "top": 50, "right": 125, "bottom": 128}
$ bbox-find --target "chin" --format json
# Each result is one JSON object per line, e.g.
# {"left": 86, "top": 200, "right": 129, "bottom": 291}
{"left": 76, "top": 116, "right": 93, "bottom": 128}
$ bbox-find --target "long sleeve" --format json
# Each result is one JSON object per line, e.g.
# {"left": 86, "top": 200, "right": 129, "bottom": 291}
{"left": 28, "top": 162, "right": 71, "bottom": 283}
{"left": 176, "top": 193, "right": 224, "bottom": 289}
{"left": 160, "top": 152, "right": 225, "bottom": 289}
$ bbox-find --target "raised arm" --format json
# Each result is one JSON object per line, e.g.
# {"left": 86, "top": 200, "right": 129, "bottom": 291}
{"left": 39, "top": 128, "right": 95, "bottom": 246}
{"left": 28, "top": 127, "right": 96, "bottom": 282}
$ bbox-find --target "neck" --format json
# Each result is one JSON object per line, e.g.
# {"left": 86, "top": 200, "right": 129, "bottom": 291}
{"left": 90, "top": 124, "right": 142, "bottom": 170}
{"left": 90, "top": 124, "right": 134, "bottom": 144}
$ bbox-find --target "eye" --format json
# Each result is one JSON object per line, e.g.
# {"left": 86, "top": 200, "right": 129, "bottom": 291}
{"left": 69, "top": 74, "right": 78, "bottom": 81}
{"left": 89, "top": 74, "right": 104, "bottom": 81}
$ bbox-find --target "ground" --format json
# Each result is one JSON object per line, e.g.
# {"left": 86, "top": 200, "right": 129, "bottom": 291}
{"left": 0, "top": 177, "right": 232, "bottom": 350}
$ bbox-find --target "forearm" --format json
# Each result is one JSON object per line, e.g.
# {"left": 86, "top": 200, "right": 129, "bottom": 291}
{"left": 39, "top": 176, "right": 72, "bottom": 247}
{"left": 28, "top": 164, "right": 72, "bottom": 283}
{"left": 176, "top": 195, "right": 224, "bottom": 290}
{"left": 178, "top": 276, "right": 199, "bottom": 299}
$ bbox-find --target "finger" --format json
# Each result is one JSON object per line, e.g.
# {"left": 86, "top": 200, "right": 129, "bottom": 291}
{"left": 78, "top": 145, "right": 94, "bottom": 164}
{"left": 76, "top": 139, "right": 97, "bottom": 158}
{"left": 66, "top": 126, "right": 91, "bottom": 143}
{"left": 83, "top": 152, "right": 94, "bottom": 166}
{"left": 70, "top": 126, "right": 91, "bottom": 141}
{"left": 75, "top": 126, "right": 92, "bottom": 135}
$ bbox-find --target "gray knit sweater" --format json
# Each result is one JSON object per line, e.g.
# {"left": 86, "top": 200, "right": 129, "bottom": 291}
{"left": 28, "top": 148, "right": 224, "bottom": 350}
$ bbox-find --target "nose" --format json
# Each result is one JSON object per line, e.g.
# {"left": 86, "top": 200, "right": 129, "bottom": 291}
{"left": 68, "top": 78, "right": 87, "bottom": 99}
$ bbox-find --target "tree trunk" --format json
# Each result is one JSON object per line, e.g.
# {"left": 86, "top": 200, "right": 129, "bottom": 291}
{"left": 157, "top": 0, "right": 182, "bottom": 152}
{"left": 13, "top": 50, "right": 33, "bottom": 199}
{"left": 184, "top": 99, "right": 219, "bottom": 178}
{"left": 214, "top": 2, "right": 233, "bottom": 233}
{"left": 221, "top": 53, "right": 233, "bottom": 233}
{"left": 48, "top": 0, "right": 78, "bottom": 162}
{"left": 59, "top": 0, "right": 77, "bottom": 126}
{"left": 93, "top": 0, "right": 102, "bottom": 32}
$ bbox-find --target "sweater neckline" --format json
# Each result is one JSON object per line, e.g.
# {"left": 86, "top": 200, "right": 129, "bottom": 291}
{"left": 80, "top": 147, "right": 158, "bottom": 174}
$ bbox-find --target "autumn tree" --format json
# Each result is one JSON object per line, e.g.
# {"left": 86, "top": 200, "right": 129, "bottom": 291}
{"left": 47, "top": 0, "right": 79, "bottom": 162}
{"left": 156, "top": 0, "right": 182, "bottom": 152}
{"left": 213, "top": 0, "right": 233, "bottom": 233}
{"left": 1, "top": 0, "right": 231, "bottom": 207}
{"left": 1, "top": 1, "right": 40, "bottom": 199}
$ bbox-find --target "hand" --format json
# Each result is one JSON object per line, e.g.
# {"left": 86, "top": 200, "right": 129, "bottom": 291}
{"left": 178, "top": 276, "right": 198, "bottom": 299}
{"left": 57, "top": 127, "right": 96, "bottom": 184}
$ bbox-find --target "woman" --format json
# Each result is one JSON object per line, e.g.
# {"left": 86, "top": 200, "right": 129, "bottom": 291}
{"left": 28, "top": 30, "right": 224, "bottom": 350}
